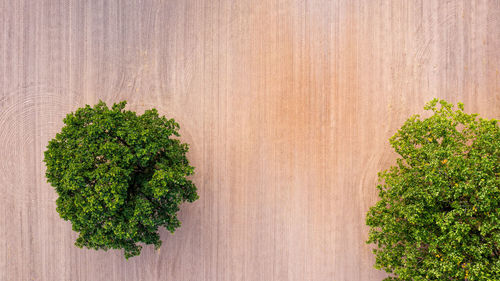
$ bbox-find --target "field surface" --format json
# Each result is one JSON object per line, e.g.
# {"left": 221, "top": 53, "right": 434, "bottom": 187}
{"left": 1, "top": 1, "right": 499, "bottom": 280}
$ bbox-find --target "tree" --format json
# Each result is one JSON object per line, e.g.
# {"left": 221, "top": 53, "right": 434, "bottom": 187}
{"left": 366, "top": 99, "right": 499, "bottom": 280}
{"left": 44, "top": 101, "right": 198, "bottom": 259}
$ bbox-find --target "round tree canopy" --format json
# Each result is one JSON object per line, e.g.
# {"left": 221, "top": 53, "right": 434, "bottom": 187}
{"left": 44, "top": 101, "right": 198, "bottom": 258}
{"left": 366, "top": 99, "right": 499, "bottom": 280}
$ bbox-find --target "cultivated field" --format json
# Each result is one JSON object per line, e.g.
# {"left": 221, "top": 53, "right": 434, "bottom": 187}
{"left": 0, "top": 1, "right": 499, "bottom": 280}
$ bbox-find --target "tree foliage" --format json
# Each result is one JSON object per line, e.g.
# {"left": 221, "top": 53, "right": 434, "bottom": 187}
{"left": 44, "top": 101, "right": 198, "bottom": 259}
{"left": 366, "top": 99, "right": 499, "bottom": 280}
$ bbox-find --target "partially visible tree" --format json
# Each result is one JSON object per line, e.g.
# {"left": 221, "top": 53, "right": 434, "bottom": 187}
{"left": 366, "top": 99, "right": 499, "bottom": 280}
{"left": 44, "top": 101, "right": 198, "bottom": 259}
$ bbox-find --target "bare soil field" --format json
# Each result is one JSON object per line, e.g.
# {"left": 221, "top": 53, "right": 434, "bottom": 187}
{"left": 1, "top": 1, "right": 499, "bottom": 280}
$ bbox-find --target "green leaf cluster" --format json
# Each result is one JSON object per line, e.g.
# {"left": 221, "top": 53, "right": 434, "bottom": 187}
{"left": 44, "top": 101, "right": 198, "bottom": 259}
{"left": 366, "top": 99, "right": 499, "bottom": 280}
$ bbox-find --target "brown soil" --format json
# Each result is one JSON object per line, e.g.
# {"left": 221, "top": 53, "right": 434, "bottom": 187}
{"left": 0, "top": 1, "right": 499, "bottom": 280}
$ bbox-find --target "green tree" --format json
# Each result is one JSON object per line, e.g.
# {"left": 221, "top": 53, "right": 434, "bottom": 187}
{"left": 366, "top": 99, "right": 499, "bottom": 280}
{"left": 44, "top": 101, "right": 198, "bottom": 259}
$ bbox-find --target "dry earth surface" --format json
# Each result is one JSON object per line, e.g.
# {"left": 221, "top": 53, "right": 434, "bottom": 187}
{"left": 1, "top": 0, "right": 499, "bottom": 280}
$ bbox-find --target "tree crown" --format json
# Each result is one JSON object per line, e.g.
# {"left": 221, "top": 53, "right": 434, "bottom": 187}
{"left": 44, "top": 101, "right": 198, "bottom": 258}
{"left": 366, "top": 99, "right": 499, "bottom": 280}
